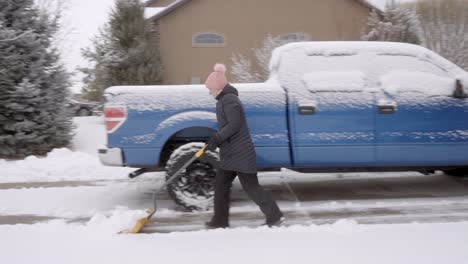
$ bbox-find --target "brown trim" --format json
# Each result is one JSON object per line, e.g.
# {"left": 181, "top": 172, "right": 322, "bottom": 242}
{"left": 148, "top": 0, "right": 381, "bottom": 21}
{"left": 355, "top": 0, "right": 384, "bottom": 13}
{"left": 144, "top": 0, "right": 160, "bottom": 7}
{"left": 148, "top": 0, "right": 192, "bottom": 20}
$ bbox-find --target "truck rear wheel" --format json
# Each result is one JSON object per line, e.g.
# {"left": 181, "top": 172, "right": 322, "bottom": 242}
{"left": 165, "top": 142, "right": 219, "bottom": 211}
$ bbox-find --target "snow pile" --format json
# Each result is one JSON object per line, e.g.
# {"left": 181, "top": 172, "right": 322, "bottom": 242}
{"left": 0, "top": 148, "right": 133, "bottom": 183}
{"left": 381, "top": 71, "right": 456, "bottom": 96}
{"left": 302, "top": 71, "right": 366, "bottom": 92}
{"left": 86, "top": 207, "right": 149, "bottom": 234}
{"left": 0, "top": 116, "right": 135, "bottom": 183}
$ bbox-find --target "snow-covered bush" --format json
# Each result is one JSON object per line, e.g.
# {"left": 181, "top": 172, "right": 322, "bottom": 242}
{"left": 361, "top": 0, "right": 422, "bottom": 44}
{"left": 231, "top": 33, "right": 310, "bottom": 83}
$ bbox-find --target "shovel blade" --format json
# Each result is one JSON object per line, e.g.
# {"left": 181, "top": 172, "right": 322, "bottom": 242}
{"left": 121, "top": 209, "right": 153, "bottom": 234}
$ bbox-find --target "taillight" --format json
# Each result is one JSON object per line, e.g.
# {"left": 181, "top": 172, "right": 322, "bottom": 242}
{"left": 104, "top": 105, "right": 127, "bottom": 133}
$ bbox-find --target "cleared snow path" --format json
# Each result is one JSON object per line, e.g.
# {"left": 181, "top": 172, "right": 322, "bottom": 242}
{"left": 1, "top": 172, "right": 468, "bottom": 233}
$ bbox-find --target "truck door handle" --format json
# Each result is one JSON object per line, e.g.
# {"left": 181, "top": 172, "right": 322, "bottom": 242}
{"left": 378, "top": 100, "right": 397, "bottom": 114}
{"left": 378, "top": 105, "right": 396, "bottom": 114}
{"left": 298, "top": 105, "right": 316, "bottom": 115}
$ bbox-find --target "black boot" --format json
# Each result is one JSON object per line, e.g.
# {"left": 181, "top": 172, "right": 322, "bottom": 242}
{"left": 205, "top": 221, "right": 229, "bottom": 229}
{"left": 263, "top": 216, "right": 285, "bottom": 227}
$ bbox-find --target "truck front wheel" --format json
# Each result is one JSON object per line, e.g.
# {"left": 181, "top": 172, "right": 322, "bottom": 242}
{"left": 165, "top": 142, "right": 219, "bottom": 211}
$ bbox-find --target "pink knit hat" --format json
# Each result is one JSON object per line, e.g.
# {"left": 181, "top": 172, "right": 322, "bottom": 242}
{"left": 205, "top": 63, "right": 228, "bottom": 92}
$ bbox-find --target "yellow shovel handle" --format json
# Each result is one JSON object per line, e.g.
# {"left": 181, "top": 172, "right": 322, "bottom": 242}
{"left": 195, "top": 145, "right": 207, "bottom": 158}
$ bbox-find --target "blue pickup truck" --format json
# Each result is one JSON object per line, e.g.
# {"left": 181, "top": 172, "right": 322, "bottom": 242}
{"left": 99, "top": 42, "right": 468, "bottom": 210}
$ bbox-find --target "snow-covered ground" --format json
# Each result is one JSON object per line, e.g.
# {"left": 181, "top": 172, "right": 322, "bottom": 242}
{"left": 1, "top": 220, "right": 467, "bottom": 264}
{"left": 0, "top": 117, "right": 467, "bottom": 263}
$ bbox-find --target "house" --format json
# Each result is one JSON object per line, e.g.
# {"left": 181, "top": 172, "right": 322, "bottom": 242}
{"left": 145, "top": 0, "right": 378, "bottom": 84}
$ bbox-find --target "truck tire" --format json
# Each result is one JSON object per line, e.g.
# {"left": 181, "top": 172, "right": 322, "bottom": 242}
{"left": 443, "top": 168, "right": 468, "bottom": 177}
{"left": 165, "top": 142, "right": 219, "bottom": 211}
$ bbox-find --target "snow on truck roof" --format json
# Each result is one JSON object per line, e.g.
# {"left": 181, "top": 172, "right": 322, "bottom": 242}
{"left": 269, "top": 41, "right": 466, "bottom": 77}
{"left": 268, "top": 41, "right": 468, "bottom": 97}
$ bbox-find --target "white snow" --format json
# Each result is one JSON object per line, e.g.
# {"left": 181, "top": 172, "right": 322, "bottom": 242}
{"left": 0, "top": 148, "right": 133, "bottom": 183}
{"left": 365, "top": 0, "right": 419, "bottom": 11}
{"left": 302, "top": 71, "right": 366, "bottom": 92}
{"left": 0, "top": 220, "right": 467, "bottom": 264}
{"left": 0, "top": 117, "right": 133, "bottom": 183}
{"left": 86, "top": 208, "right": 150, "bottom": 234}
{"left": 105, "top": 83, "right": 285, "bottom": 112}
{"left": 144, "top": 7, "right": 166, "bottom": 19}
{"left": 267, "top": 41, "right": 467, "bottom": 106}
{"left": 380, "top": 71, "right": 456, "bottom": 96}
{"left": 270, "top": 42, "right": 466, "bottom": 81}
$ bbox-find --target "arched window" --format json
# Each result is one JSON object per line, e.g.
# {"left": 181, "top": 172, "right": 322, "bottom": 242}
{"left": 192, "top": 33, "right": 225, "bottom": 47}
{"left": 279, "top": 32, "right": 311, "bottom": 42}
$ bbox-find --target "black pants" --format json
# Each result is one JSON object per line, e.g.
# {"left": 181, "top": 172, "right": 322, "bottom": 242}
{"left": 210, "top": 168, "right": 283, "bottom": 226}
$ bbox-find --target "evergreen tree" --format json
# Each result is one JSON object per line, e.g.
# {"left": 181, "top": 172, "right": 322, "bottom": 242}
{"left": 0, "top": 0, "right": 73, "bottom": 159}
{"left": 361, "top": 0, "right": 422, "bottom": 44}
{"left": 81, "top": 0, "right": 163, "bottom": 101}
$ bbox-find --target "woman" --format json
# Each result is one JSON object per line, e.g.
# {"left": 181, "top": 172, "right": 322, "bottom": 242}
{"left": 204, "top": 63, "right": 284, "bottom": 228}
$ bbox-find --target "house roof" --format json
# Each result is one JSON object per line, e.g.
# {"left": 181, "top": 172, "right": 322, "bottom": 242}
{"left": 147, "top": 0, "right": 381, "bottom": 21}
{"left": 356, "top": 0, "right": 382, "bottom": 11}
{"left": 144, "top": 0, "right": 159, "bottom": 6}
{"left": 147, "top": 0, "right": 191, "bottom": 20}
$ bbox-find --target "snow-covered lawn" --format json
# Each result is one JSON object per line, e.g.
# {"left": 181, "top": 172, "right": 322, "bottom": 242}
{"left": 2, "top": 220, "right": 467, "bottom": 264}
{"left": 0, "top": 117, "right": 467, "bottom": 264}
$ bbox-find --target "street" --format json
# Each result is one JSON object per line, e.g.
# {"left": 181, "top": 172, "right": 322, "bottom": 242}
{"left": 1, "top": 171, "right": 467, "bottom": 233}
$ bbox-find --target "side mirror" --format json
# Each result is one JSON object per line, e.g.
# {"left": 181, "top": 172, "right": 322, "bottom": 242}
{"left": 453, "top": 79, "right": 467, "bottom": 98}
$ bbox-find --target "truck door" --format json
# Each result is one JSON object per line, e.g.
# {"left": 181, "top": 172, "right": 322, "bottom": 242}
{"left": 373, "top": 54, "right": 468, "bottom": 166}
{"left": 281, "top": 53, "right": 377, "bottom": 167}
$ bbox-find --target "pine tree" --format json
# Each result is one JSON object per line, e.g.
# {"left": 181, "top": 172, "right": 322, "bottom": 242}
{"left": 81, "top": 0, "right": 163, "bottom": 101}
{"left": 0, "top": 0, "right": 73, "bottom": 159}
{"left": 231, "top": 33, "right": 310, "bottom": 83}
{"left": 361, "top": 0, "right": 422, "bottom": 44}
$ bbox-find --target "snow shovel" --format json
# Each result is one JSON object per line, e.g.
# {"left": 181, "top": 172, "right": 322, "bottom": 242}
{"left": 123, "top": 144, "right": 208, "bottom": 234}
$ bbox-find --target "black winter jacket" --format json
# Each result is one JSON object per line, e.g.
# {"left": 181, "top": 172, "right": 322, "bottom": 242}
{"left": 214, "top": 84, "right": 256, "bottom": 173}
